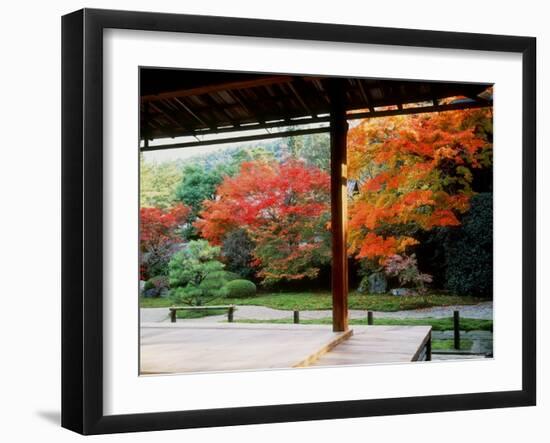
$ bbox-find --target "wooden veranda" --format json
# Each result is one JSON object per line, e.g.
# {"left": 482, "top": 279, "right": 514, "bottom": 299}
{"left": 140, "top": 69, "right": 492, "bottom": 332}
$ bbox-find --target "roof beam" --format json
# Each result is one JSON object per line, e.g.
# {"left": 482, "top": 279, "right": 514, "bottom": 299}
{"left": 347, "top": 99, "right": 492, "bottom": 120}
{"left": 140, "top": 126, "right": 329, "bottom": 152}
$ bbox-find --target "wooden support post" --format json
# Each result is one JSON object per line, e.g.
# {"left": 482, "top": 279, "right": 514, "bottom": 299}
{"left": 328, "top": 79, "right": 349, "bottom": 332}
{"left": 293, "top": 310, "right": 300, "bottom": 324}
{"left": 454, "top": 310, "right": 460, "bottom": 350}
{"left": 228, "top": 306, "right": 234, "bottom": 323}
{"left": 143, "top": 102, "right": 151, "bottom": 149}
{"left": 427, "top": 331, "right": 432, "bottom": 361}
{"left": 367, "top": 311, "right": 374, "bottom": 325}
{"left": 170, "top": 309, "right": 176, "bottom": 323}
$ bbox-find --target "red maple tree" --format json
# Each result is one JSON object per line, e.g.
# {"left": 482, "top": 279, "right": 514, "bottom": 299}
{"left": 196, "top": 160, "right": 331, "bottom": 285}
{"left": 140, "top": 203, "right": 190, "bottom": 279}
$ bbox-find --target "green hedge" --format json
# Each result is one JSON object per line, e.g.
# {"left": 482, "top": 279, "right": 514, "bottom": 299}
{"left": 223, "top": 279, "right": 257, "bottom": 298}
{"left": 445, "top": 193, "right": 493, "bottom": 297}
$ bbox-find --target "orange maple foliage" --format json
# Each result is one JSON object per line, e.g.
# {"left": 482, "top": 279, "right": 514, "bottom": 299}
{"left": 348, "top": 108, "right": 492, "bottom": 262}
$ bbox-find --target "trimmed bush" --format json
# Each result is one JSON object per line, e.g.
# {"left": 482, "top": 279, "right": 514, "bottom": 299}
{"left": 204, "top": 270, "right": 240, "bottom": 284}
{"left": 223, "top": 279, "right": 257, "bottom": 298}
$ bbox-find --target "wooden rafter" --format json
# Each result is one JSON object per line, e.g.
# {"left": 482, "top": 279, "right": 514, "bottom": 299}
{"left": 235, "top": 89, "right": 268, "bottom": 124}
{"left": 141, "top": 75, "right": 293, "bottom": 102}
{"left": 173, "top": 97, "right": 211, "bottom": 128}
{"left": 288, "top": 80, "right": 315, "bottom": 116}
{"left": 357, "top": 80, "right": 375, "bottom": 112}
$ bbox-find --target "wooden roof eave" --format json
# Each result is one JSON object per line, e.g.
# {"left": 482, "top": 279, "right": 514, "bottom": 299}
{"left": 141, "top": 98, "right": 492, "bottom": 151}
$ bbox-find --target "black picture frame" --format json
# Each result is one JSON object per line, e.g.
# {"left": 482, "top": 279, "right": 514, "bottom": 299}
{"left": 61, "top": 8, "right": 536, "bottom": 435}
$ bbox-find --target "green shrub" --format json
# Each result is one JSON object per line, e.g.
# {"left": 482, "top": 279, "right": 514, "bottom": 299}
{"left": 204, "top": 270, "right": 240, "bottom": 283}
{"left": 197, "top": 278, "right": 225, "bottom": 292}
{"left": 168, "top": 240, "right": 227, "bottom": 306}
{"left": 445, "top": 193, "right": 493, "bottom": 297}
{"left": 223, "top": 279, "right": 257, "bottom": 298}
{"left": 170, "top": 272, "right": 229, "bottom": 306}
{"left": 170, "top": 286, "right": 204, "bottom": 306}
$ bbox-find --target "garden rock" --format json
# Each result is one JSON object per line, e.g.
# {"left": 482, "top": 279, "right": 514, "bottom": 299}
{"left": 368, "top": 272, "right": 387, "bottom": 294}
{"left": 143, "top": 288, "right": 158, "bottom": 298}
{"left": 357, "top": 276, "right": 369, "bottom": 294}
{"left": 390, "top": 288, "right": 415, "bottom": 296}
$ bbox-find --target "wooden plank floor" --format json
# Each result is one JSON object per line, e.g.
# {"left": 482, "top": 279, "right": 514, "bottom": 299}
{"left": 312, "top": 325, "right": 431, "bottom": 367}
{"left": 140, "top": 323, "right": 351, "bottom": 375}
{"left": 140, "top": 323, "right": 431, "bottom": 375}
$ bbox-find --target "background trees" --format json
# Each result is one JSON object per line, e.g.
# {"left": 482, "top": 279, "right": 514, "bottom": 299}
{"left": 140, "top": 156, "right": 181, "bottom": 209}
{"left": 175, "top": 164, "right": 228, "bottom": 217}
{"left": 286, "top": 132, "right": 330, "bottom": 172}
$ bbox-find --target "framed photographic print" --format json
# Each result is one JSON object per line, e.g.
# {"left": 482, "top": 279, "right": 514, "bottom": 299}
{"left": 61, "top": 8, "right": 536, "bottom": 435}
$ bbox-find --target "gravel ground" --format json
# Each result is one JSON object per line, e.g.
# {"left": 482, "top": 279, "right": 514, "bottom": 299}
{"left": 140, "top": 301, "right": 493, "bottom": 324}
{"left": 140, "top": 307, "right": 170, "bottom": 323}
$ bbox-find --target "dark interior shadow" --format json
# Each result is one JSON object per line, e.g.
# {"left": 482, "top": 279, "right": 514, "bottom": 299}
{"left": 36, "top": 410, "right": 61, "bottom": 426}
